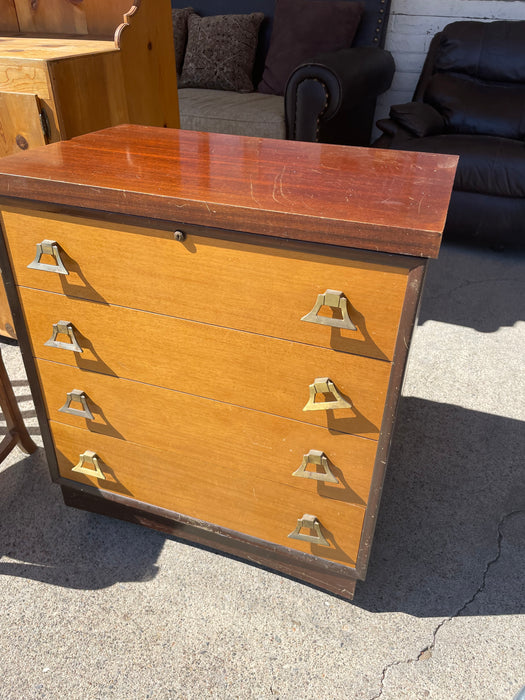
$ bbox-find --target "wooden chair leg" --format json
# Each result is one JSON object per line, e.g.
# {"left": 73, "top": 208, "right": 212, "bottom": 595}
{"left": 0, "top": 347, "right": 37, "bottom": 462}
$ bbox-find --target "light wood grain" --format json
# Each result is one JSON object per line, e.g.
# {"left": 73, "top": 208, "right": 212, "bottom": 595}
{"left": 51, "top": 419, "right": 366, "bottom": 566}
{"left": 0, "top": 36, "right": 117, "bottom": 60}
{"left": 36, "top": 358, "right": 379, "bottom": 505}
{"left": 48, "top": 52, "right": 129, "bottom": 139}
{"left": 20, "top": 287, "right": 391, "bottom": 439}
{"left": 2, "top": 209, "right": 411, "bottom": 361}
{"left": 12, "top": 0, "right": 133, "bottom": 37}
{"left": 0, "top": 0, "right": 19, "bottom": 32}
{"left": 115, "top": 0, "right": 179, "bottom": 127}
{"left": 0, "top": 59, "right": 50, "bottom": 97}
{"left": 0, "top": 91, "right": 45, "bottom": 157}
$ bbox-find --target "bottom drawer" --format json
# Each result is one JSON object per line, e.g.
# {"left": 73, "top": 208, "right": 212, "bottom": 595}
{"left": 50, "top": 421, "right": 366, "bottom": 567}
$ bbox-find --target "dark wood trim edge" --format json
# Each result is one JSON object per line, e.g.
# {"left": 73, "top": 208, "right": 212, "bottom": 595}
{"left": 354, "top": 260, "right": 427, "bottom": 578}
{"left": 59, "top": 480, "right": 358, "bottom": 600}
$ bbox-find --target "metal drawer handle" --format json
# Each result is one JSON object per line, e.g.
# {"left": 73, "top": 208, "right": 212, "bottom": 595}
{"left": 301, "top": 289, "right": 356, "bottom": 330}
{"left": 45, "top": 321, "right": 83, "bottom": 353}
{"left": 292, "top": 450, "right": 339, "bottom": 483}
{"left": 27, "top": 240, "right": 68, "bottom": 275}
{"left": 72, "top": 450, "right": 106, "bottom": 480}
{"left": 303, "top": 377, "right": 352, "bottom": 412}
{"left": 288, "top": 514, "right": 329, "bottom": 546}
{"left": 59, "top": 390, "right": 94, "bottom": 420}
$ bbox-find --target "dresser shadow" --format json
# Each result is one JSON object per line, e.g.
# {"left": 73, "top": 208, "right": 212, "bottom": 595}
{"left": 0, "top": 449, "right": 163, "bottom": 589}
{"left": 315, "top": 463, "right": 366, "bottom": 506}
{"left": 57, "top": 251, "right": 109, "bottom": 305}
{"left": 71, "top": 331, "right": 117, "bottom": 377}
{"left": 328, "top": 307, "right": 389, "bottom": 361}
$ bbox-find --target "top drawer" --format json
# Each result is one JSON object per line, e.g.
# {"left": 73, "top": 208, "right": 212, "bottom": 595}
{"left": 1, "top": 208, "right": 411, "bottom": 361}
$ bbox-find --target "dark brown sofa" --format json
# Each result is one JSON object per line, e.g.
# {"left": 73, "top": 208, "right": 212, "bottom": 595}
{"left": 171, "top": 0, "right": 394, "bottom": 146}
{"left": 375, "top": 20, "right": 525, "bottom": 247}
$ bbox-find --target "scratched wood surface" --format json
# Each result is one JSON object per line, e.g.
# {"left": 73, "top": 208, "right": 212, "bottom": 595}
{"left": 0, "top": 125, "right": 457, "bottom": 258}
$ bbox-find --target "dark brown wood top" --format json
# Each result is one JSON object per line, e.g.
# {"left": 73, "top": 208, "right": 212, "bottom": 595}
{"left": 0, "top": 125, "right": 457, "bottom": 257}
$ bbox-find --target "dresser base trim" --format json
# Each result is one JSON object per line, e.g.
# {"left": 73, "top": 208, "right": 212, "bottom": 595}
{"left": 60, "top": 482, "right": 359, "bottom": 600}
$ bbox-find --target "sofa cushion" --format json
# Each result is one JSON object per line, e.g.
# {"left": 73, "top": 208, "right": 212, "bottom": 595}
{"left": 258, "top": 0, "right": 363, "bottom": 96}
{"left": 172, "top": 7, "right": 195, "bottom": 76}
{"left": 178, "top": 88, "right": 286, "bottom": 139}
{"left": 179, "top": 12, "right": 264, "bottom": 92}
{"left": 425, "top": 73, "right": 525, "bottom": 140}
{"left": 399, "top": 134, "right": 525, "bottom": 198}
{"left": 435, "top": 20, "right": 525, "bottom": 84}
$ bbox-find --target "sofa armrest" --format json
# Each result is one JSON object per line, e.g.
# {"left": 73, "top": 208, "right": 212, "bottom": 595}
{"left": 284, "top": 47, "right": 395, "bottom": 144}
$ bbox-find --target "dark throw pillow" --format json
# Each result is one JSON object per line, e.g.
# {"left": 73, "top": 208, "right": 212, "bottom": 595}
{"left": 389, "top": 102, "right": 446, "bottom": 138}
{"left": 258, "top": 0, "right": 364, "bottom": 95}
{"left": 179, "top": 13, "right": 265, "bottom": 93}
{"left": 172, "top": 7, "right": 195, "bottom": 76}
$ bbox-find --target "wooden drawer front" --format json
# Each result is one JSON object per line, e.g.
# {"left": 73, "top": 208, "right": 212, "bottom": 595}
{"left": 36, "top": 358, "right": 378, "bottom": 505}
{"left": 0, "top": 62, "right": 51, "bottom": 99}
{"left": 51, "top": 420, "right": 366, "bottom": 567}
{"left": 3, "top": 209, "right": 410, "bottom": 360}
{"left": 21, "top": 288, "right": 391, "bottom": 439}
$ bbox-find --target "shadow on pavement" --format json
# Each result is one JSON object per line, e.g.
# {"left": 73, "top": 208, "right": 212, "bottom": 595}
{"left": 0, "top": 449, "right": 165, "bottom": 589}
{"left": 354, "top": 396, "right": 525, "bottom": 616}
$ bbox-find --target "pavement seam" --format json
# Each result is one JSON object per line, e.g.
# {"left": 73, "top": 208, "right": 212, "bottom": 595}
{"left": 369, "top": 509, "right": 525, "bottom": 700}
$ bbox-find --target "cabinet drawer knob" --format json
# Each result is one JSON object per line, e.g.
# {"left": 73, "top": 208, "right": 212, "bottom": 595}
{"left": 292, "top": 450, "right": 339, "bottom": 483}
{"left": 288, "top": 514, "right": 329, "bottom": 546}
{"left": 59, "top": 390, "right": 94, "bottom": 420}
{"left": 45, "top": 321, "right": 83, "bottom": 353}
{"left": 303, "top": 377, "right": 352, "bottom": 412}
{"left": 72, "top": 450, "right": 106, "bottom": 480}
{"left": 301, "top": 290, "right": 356, "bottom": 330}
{"left": 27, "top": 240, "right": 69, "bottom": 275}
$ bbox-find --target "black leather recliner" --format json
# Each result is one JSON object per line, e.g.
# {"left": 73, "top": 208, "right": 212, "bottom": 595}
{"left": 375, "top": 20, "right": 525, "bottom": 247}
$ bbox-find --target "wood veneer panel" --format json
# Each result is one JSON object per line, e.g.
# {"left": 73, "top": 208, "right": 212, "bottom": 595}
{"left": 0, "top": 36, "right": 117, "bottom": 60}
{"left": 60, "top": 485, "right": 359, "bottom": 599}
{"left": 0, "top": 0, "right": 19, "bottom": 32}
{"left": 0, "top": 92, "right": 45, "bottom": 158}
{"left": 12, "top": 0, "right": 133, "bottom": 36}
{"left": 0, "top": 125, "right": 458, "bottom": 258}
{"left": 51, "top": 420, "right": 366, "bottom": 566}
{"left": 36, "top": 358, "right": 378, "bottom": 505}
{"left": 2, "top": 208, "right": 410, "bottom": 361}
{"left": 0, "top": 59, "right": 50, "bottom": 98}
{"left": 49, "top": 52, "right": 129, "bottom": 140}
{"left": 19, "top": 287, "right": 390, "bottom": 439}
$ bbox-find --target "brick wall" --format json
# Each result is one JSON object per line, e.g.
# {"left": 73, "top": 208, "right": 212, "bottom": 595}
{"left": 375, "top": 0, "right": 525, "bottom": 131}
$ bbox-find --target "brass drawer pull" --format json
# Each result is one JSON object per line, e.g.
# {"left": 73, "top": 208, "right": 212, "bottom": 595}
{"left": 303, "top": 377, "right": 352, "bottom": 412}
{"left": 288, "top": 514, "right": 329, "bottom": 546}
{"left": 59, "top": 390, "right": 94, "bottom": 420}
{"left": 301, "top": 289, "right": 356, "bottom": 330}
{"left": 72, "top": 450, "right": 106, "bottom": 480}
{"left": 292, "top": 450, "right": 339, "bottom": 483}
{"left": 45, "top": 321, "right": 83, "bottom": 353}
{"left": 27, "top": 240, "right": 69, "bottom": 275}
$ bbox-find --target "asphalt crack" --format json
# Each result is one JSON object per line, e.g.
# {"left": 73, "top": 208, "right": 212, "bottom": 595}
{"left": 369, "top": 509, "right": 525, "bottom": 699}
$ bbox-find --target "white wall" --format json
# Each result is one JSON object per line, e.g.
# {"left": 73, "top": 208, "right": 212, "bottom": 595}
{"left": 375, "top": 0, "right": 525, "bottom": 127}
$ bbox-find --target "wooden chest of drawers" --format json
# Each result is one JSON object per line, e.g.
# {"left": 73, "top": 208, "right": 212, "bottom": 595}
{"left": 0, "top": 126, "right": 457, "bottom": 598}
